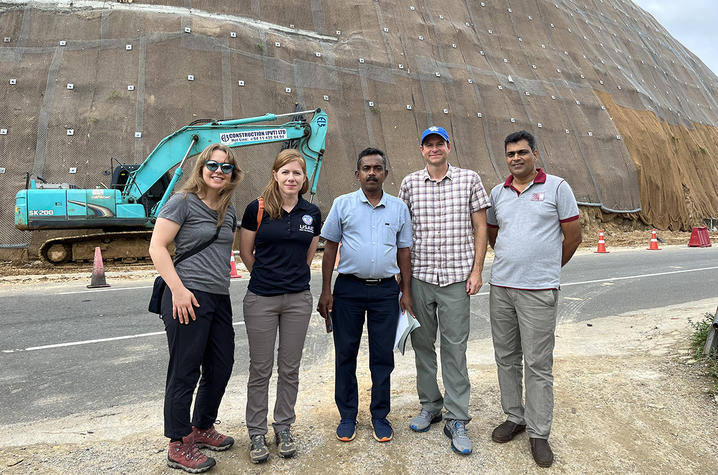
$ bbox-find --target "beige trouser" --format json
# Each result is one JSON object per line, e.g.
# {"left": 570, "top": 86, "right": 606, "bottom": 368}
{"left": 489, "top": 285, "right": 558, "bottom": 439}
{"left": 243, "top": 290, "right": 312, "bottom": 437}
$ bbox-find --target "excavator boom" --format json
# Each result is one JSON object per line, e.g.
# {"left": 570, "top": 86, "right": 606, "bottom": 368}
{"left": 14, "top": 108, "right": 328, "bottom": 263}
{"left": 124, "top": 109, "right": 327, "bottom": 210}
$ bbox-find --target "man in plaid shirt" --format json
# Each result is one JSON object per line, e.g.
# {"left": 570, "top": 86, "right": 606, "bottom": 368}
{"left": 398, "top": 126, "right": 490, "bottom": 455}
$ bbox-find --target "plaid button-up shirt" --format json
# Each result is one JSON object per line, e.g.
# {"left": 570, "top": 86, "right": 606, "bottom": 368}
{"left": 398, "top": 164, "right": 491, "bottom": 286}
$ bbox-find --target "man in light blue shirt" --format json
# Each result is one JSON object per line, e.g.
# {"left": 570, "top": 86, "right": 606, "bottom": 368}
{"left": 318, "top": 147, "right": 413, "bottom": 444}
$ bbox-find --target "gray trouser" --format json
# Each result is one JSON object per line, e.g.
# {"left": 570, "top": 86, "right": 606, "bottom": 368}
{"left": 489, "top": 285, "right": 558, "bottom": 439}
{"left": 243, "top": 290, "right": 312, "bottom": 437}
{"left": 410, "top": 279, "right": 471, "bottom": 421}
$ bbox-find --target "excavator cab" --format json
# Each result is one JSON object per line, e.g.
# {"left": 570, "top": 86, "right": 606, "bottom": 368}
{"left": 111, "top": 164, "right": 171, "bottom": 216}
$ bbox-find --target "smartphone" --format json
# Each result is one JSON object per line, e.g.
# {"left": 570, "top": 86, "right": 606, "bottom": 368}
{"left": 326, "top": 311, "right": 334, "bottom": 333}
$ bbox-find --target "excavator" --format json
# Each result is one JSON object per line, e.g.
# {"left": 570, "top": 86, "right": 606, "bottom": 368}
{"left": 15, "top": 108, "right": 328, "bottom": 264}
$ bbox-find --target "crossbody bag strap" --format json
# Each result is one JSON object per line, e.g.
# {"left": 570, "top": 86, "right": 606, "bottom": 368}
{"left": 173, "top": 223, "right": 222, "bottom": 266}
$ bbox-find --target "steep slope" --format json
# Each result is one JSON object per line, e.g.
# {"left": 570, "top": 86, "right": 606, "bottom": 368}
{"left": 0, "top": 0, "right": 716, "bottom": 252}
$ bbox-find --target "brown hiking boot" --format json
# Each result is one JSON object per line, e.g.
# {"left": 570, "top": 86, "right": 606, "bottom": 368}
{"left": 167, "top": 434, "right": 216, "bottom": 473}
{"left": 192, "top": 425, "right": 234, "bottom": 451}
{"left": 491, "top": 420, "right": 527, "bottom": 443}
{"left": 529, "top": 437, "right": 554, "bottom": 468}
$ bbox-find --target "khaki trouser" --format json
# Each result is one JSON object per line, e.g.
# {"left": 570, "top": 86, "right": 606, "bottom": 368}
{"left": 489, "top": 285, "right": 558, "bottom": 439}
{"left": 243, "top": 290, "right": 312, "bottom": 437}
{"left": 410, "top": 279, "right": 472, "bottom": 422}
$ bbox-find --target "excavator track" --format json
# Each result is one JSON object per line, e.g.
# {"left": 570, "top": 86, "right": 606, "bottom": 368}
{"left": 39, "top": 231, "right": 155, "bottom": 264}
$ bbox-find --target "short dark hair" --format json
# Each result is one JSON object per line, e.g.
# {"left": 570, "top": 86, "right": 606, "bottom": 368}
{"left": 504, "top": 130, "right": 536, "bottom": 152}
{"left": 357, "top": 147, "right": 387, "bottom": 170}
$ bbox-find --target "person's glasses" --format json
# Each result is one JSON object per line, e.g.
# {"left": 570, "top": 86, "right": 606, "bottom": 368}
{"left": 205, "top": 160, "right": 235, "bottom": 174}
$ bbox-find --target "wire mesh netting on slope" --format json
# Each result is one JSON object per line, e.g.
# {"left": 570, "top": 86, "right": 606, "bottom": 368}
{"left": 1, "top": 0, "right": 717, "bottom": 249}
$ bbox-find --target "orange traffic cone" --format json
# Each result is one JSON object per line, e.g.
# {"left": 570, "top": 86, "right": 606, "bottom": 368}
{"left": 87, "top": 247, "right": 110, "bottom": 288}
{"left": 647, "top": 229, "right": 661, "bottom": 250}
{"left": 230, "top": 251, "right": 240, "bottom": 278}
{"left": 594, "top": 230, "right": 609, "bottom": 253}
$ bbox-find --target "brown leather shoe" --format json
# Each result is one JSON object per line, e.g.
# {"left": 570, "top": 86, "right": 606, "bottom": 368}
{"left": 529, "top": 437, "right": 554, "bottom": 467}
{"left": 491, "top": 420, "right": 527, "bottom": 443}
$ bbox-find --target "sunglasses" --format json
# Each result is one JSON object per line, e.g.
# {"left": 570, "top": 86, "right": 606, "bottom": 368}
{"left": 205, "top": 160, "right": 235, "bottom": 174}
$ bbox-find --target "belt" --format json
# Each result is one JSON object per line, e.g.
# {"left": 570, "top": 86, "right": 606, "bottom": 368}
{"left": 339, "top": 274, "right": 395, "bottom": 286}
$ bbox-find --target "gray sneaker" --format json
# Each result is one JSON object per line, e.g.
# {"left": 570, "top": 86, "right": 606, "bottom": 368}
{"left": 443, "top": 419, "right": 472, "bottom": 455}
{"left": 249, "top": 434, "right": 269, "bottom": 464}
{"left": 409, "top": 408, "right": 443, "bottom": 432}
{"left": 274, "top": 428, "right": 296, "bottom": 458}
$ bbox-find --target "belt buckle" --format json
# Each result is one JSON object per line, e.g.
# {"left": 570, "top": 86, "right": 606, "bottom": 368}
{"left": 364, "top": 278, "right": 380, "bottom": 286}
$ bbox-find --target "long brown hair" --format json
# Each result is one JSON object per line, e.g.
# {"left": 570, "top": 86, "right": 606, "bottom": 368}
{"left": 180, "top": 143, "right": 244, "bottom": 227}
{"left": 261, "top": 149, "right": 308, "bottom": 220}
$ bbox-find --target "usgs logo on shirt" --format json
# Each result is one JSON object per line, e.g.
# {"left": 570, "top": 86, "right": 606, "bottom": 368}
{"left": 299, "top": 215, "right": 314, "bottom": 233}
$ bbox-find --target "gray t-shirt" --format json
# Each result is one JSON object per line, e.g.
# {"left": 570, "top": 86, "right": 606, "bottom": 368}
{"left": 158, "top": 192, "right": 237, "bottom": 295}
{"left": 487, "top": 171, "right": 579, "bottom": 290}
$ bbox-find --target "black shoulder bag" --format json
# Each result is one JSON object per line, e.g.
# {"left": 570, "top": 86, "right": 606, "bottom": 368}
{"left": 148, "top": 225, "right": 222, "bottom": 314}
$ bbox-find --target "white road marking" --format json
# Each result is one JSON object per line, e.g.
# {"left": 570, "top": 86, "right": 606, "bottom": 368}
{"left": 560, "top": 266, "right": 718, "bottom": 287}
{"left": 58, "top": 286, "right": 152, "bottom": 295}
{"left": 470, "top": 265, "right": 718, "bottom": 296}
{"left": 5, "top": 265, "right": 717, "bottom": 354}
{"left": 1, "top": 321, "right": 245, "bottom": 353}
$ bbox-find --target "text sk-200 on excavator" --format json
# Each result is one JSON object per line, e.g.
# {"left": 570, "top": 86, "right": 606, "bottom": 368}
{"left": 15, "top": 108, "right": 328, "bottom": 264}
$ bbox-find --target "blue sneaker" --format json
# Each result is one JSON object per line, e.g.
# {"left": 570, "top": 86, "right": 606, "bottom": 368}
{"left": 443, "top": 419, "right": 472, "bottom": 455}
{"left": 336, "top": 419, "right": 356, "bottom": 442}
{"left": 372, "top": 418, "right": 393, "bottom": 442}
{"left": 410, "top": 408, "right": 442, "bottom": 432}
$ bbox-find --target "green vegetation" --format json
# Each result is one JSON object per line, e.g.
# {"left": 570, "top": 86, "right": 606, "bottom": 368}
{"left": 256, "top": 42, "right": 263, "bottom": 50}
{"left": 689, "top": 312, "right": 718, "bottom": 391}
{"left": 108, "top": 90, "right": 119, "bottom": 101}
{"left": 87, "top": 116, "right": 99, "bottom": 125}
{"left": 670, "top": 135, "right": 679, "bottom": 153}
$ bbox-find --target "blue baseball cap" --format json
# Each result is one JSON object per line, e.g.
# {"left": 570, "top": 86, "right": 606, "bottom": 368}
{"left": 420, "top": 126, "right": 450, "bottom": 145}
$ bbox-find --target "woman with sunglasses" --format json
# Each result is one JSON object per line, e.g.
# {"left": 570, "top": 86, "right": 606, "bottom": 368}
{"left": 239, "top": 149, "right": 321, "bottom": 463}
{"left": 149, "top": 143, "right": 244, "bottom": 473}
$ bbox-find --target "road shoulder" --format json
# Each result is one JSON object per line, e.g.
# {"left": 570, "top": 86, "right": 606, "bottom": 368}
{"left": 1, "top": 299, "right": 717, "bottom": 473}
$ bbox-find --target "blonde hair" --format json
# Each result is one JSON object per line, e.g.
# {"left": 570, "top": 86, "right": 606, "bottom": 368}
{"left": 261, "top": 149, "right": 308, "bottom": 220}
{"left": 180, "top": 143, "right": 244, "bottom": 227}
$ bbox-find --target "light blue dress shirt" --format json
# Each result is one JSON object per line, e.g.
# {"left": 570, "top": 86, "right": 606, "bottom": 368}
{"left": 321, "top": 188, "right": 413, "bottom": 279}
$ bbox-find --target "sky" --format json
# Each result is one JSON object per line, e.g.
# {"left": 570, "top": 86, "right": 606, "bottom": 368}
{"left": 632, "top": 0, "right": 718, "bottom": 75}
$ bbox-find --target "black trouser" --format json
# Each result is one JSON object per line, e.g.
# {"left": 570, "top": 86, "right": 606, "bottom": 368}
{"left": 332, "top": 274, "right": 400, "bottom": 420}
{"left": 161, "top": 288, "right": 234, "bottom": 440}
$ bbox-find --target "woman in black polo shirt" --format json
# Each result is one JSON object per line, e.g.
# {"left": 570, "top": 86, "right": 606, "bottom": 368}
{"left": 239, "top": 148, "right": 321, "bottom": 463}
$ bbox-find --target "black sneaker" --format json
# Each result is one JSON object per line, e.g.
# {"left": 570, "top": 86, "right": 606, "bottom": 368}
{"left": 336, "top": 418, "right": 357, "bottom": 442}
{"left": 249, "top": 434, "right": 269, "bottom": 464}
{"left": 275, "top": 428, "right": 297, "bottom": 458}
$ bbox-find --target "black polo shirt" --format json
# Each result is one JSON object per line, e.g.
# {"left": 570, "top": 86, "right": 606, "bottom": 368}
{"left": 241, "top": 196, "right": 321, "bottom": 296}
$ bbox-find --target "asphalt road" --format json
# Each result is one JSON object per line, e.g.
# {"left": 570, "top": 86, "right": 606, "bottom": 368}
{"left": 0, "top": 246, "right": 716, "bottom": 426}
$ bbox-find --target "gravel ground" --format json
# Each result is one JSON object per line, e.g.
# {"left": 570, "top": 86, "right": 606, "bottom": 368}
{"left": 0, "top": 291, "right": 716, "bottom": 473}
